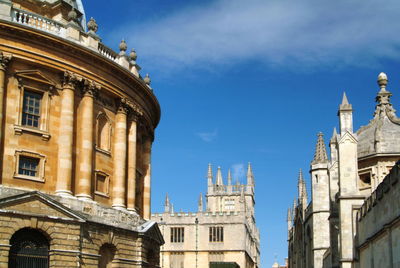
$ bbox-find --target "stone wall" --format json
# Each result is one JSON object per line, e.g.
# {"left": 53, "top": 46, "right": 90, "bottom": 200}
{"left": 357, "top": 163, "right": 400, "bottom": 268}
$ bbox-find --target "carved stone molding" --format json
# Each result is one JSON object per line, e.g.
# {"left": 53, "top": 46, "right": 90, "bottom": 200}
{"left": 0, "top": 51, "right": 11, "bottom": 71}
{"left": 63, "top": 71, "right": 81, "bottom": 89}
{"left": 82, "top": 78, "right": 100, "bottom": 98}
{"left": 116, "top": 98, "right": 130, "bottom": 114}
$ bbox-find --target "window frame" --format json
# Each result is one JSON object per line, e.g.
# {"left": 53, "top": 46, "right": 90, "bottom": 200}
{"left": 94, "top": 170, "right": 110, "bottom": 197}
{"left": 14, "top": 72, "right": 54, "bottom": 141}
{"left": 170, "top": 227, "right": 185, "bottom": 243}
{"left": 14, "top": 150, "right": 46, "bottom": 182}
{"left": 209, "top": 226, "right": 224, "bottom": 242}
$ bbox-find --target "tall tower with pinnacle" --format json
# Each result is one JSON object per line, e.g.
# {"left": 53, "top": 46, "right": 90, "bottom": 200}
{"left": 310, "top": 132, "right": 331, "bottom": 268}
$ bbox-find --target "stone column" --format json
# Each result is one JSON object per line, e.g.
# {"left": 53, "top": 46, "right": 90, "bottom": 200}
{"left": 76, "top": 80, "right": 97, "bottom": 200}
{"left": 127, "top": 114, "right": 138, "bottom": 211}
{"left": 56, "top": 72, "right": 78, "bottom": 196}
{"left": 0, "top": 52, "right": 11, "bottom": 165}
{"left": 112, "top": 100, "right": 128, "bottom": 209}
{"left": 142, "top": 135, "right": 153, "bottom": 220}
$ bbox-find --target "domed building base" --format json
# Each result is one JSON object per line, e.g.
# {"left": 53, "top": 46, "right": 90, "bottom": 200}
{"left": 0, "top": 186, "right": 163, "bottom": 267}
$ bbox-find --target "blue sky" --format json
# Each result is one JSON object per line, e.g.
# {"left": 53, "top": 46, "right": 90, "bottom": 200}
{"left": 85, "top": 1, "right": 400, "bottom": 267}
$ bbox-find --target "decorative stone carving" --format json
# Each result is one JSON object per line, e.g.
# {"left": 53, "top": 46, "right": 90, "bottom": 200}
{"left": 0, "top": 51, "right": 11, "bottom": 70}
{"left": 63, "top": 71, "right": 81, "bottom": 88}
{"left": 87, "top": 17, "right": 98, "bottom": 34}
{"left": 130, "top": 48, "right": 137, "bottom": 61}
{"left": 144, "top": 73, "right": 151, "bottom": 85}
{"left": 82, "top": 79, "right": 100, "bottom": 97}
{"left": 119, "top": 39, "right": 127, "bottom": 55}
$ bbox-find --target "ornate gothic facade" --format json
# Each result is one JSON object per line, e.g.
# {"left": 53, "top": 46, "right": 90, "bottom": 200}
{"left": 0, "top": 0, "right": 163, "bottom": 267}
{"left": 151, "top": 164, "right": 260, "bottom": 268}
{"left": 288, "top": 73, "right": 400, "bottom": 268}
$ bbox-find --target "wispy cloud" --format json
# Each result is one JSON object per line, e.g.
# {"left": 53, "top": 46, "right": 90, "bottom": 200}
{"left": 196, "top": 129, "right": 218, "bottom": 142}
{"left": 231, "top": 163, "right": 245, "bottom": 181}
{"left": 115, "top": 0, "right": 400, "bottom": 71}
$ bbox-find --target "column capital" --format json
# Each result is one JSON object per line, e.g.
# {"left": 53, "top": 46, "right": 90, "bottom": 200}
{"left": 116, "top": 98, "right": 130, "bottom": 114}
{"left": 63, "top": 71, "right": 81, "bottom": 89}
{"left": 82, "top": 79, "right": 100, "bottom": 98}
{"left": 0, "top": 51, "right": 11, "bottom": 71}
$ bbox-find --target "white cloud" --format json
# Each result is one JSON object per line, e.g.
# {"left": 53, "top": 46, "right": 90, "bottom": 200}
{"left": 196, "top": 129, "right": 218, "bottom": 142}
{"left": 115, "top": 0, "right": 400, "bottom": 71}
{"left": 231, "top": 163, "right": 245, "bottom": 181}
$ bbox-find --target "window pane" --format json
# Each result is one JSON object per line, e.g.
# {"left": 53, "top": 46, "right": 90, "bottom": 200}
{"left": 22, "top": 90, "right": 42, "bottom": 128}
{"left": 19, "top": 156, "right": 39, "bottom": 177}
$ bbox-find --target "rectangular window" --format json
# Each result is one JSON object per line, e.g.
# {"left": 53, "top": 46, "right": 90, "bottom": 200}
{"left": 18, "top": 156, "right": 40, "bottom": 177}
{"left": 22, "top": 90, "right": 42, "bottom": 128}
{"left": 95, "top": 171, "right": 110, "bottom": 197}
{"left": 170, "top": 227, "right": 184, "bottom": 243}
{"left": 209, "top": 226, "right": 224, "bottom": 242}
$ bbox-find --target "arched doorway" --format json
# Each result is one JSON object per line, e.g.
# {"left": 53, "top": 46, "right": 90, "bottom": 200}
{"left": 99, "top": 243, "right": 116, "bottom": 268}
{"left": 9, "top": 228, "right": 49, "bottom": 268}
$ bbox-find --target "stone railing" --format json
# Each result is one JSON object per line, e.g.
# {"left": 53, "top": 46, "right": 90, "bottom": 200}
{"left": 98, "top": 42, "right": 118, "bottom": 62}
{"left": 11, "top": 8, "right": 66, "bottom": 38}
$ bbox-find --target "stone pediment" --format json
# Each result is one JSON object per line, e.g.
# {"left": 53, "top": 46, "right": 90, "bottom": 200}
{"left": 338, "top": 131, "right": 358, "bottom": 145}
{"left": 14, "top": 70, "right": 57, "bottom": 87}
{"left": 0, "top": 191, "right": 86, "bottom": 222}
{"left": 138, "top": 221, "right": 165, "bottom": 245}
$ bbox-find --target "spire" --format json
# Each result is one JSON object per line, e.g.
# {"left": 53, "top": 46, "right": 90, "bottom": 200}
{"left": 227, "top": 169, "right": 232, "bottom": 185}
{"left": 312, "top": 132, "right": 328, "bottom": 164}
{"left": 339, "top": 92, "right": 352, "bottom": 111}
{"left": 207, "top": 163, "right": 213, "bottom": 186}
{"left": 216, "top": 166, "right": 224, "bottom": 186}
{"left": 247, "top": 162, "right": 254, "bottom": 186}
{"left": 198, "top": 193, "right": 203, "bottom": 212}
{"left": 164, "top": 193, "right": 171, "bottom": 213}
{"left": 330, "top": 127, "right": 338, "bottom": 143}
{"left": 297, "top": 169, "right": 304, "bottom": 199}
{"left": 286, "top": 208, "right": 293, "bottom": 227}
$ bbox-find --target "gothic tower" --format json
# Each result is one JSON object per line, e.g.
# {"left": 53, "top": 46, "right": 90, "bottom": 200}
{"left": 310, "top": 133, "right": 331, "bottom": 268}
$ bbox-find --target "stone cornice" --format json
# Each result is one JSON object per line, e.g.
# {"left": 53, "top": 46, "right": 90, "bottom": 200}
{"left": 0, "top": 19, "right": 160, "bottom": 128}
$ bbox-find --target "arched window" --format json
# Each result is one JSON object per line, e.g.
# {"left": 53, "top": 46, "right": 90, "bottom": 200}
{"left": 9, "top": 228, "right": 49, "bottom": 268}
{"left": 99, "top": 244, "right": 116, "bottom": 268}
{"left": 96, "top": 113, "right": 111, "bottom": 152}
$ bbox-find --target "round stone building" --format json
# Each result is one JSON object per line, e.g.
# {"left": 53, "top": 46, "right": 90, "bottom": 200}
{"left": 0, "top": 0, "right": 163, "bottom": 267}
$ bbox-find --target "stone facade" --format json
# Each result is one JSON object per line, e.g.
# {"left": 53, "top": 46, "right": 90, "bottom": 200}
{"left": 287, "top": 73, "right": 400, "bottom": 268}
{"left": 151, "top": 164, "right": 260, "bottom": 268}
{"left": 0, "top": 0, "right": 163, "bottom": 267}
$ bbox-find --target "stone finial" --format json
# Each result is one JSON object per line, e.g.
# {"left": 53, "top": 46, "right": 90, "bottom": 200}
{"left": 165, "top": 193, "right": 170, "bottom": 206}
{"left": 198, "top": 193, "right": 203, "bottom": 212}
{"left": 297, "top": 169, "right": 304, "bottom": 197}
{"left": 377, "top": 72, "right": 388, "bottom": 92}
{"left": 144, "top": 73, "right": 151, "bottom": 85}
{"left": 339, "top": 92, "right": 353, "bottom": 111}
{"left": 87, "top": 17, "right": 98, "bottom": 33}
{"left": 130, "top": 48, "right": 137, "bottom": 61}
{"left": 216, "top": 166, "right": 223, "bottom": 186}
{"left": 247, "top": 162, "right": 254, "bottom": 186}
{"left": 207, "top": 163, "right": 213, "bottom": 179}
{"left": 227, "top": 169, "right": 232, "bottom": 185}
{"left": 312, "top": 132, "right": 328, "bottom": 164}
{"left": 68, "top": 7, "right": 78, "bottom": 22}
{"left": 119, "top": 39, "right": 127, "bottom": 55}
{"left": 330, "top": 127, "right": 338, "bottom": 143}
